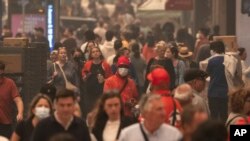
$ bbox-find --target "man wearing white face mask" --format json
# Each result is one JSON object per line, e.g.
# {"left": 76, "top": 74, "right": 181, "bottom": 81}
{"left": 104, "top": 56, "right": 139, "bottom": 117}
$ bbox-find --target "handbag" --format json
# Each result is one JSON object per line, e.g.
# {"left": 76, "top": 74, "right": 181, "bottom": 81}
{"left": 58, "top": 63, "right": 78, "bottom": 92}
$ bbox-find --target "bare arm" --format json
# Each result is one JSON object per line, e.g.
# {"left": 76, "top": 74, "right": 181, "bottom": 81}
{"left": 13, "top": 96, "right": 24, "bottom": 122}
{"left": 10, "top": 132, "right": 21, "bottom": 141}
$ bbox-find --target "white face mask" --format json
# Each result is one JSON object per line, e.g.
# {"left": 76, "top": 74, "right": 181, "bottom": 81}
{"left": 34, "top": 106, "right": 50, "bottom": 119}
{"left": 118, "top": 68, "right": 129, "bottom": 77}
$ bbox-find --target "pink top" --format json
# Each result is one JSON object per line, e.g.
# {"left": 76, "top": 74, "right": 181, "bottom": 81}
{"left": 142, "top": 44, "right": 157, "bottom": 63}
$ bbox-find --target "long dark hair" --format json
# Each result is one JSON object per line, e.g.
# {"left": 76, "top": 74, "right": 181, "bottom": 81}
{"left": 131, "top": 42, "right": 140, "bottom": 59}
{"left": 169, "top": 46, "right": 179, "bottom": 59}
{"left": 93, "top": 90, "right": 124, "bottom": 128}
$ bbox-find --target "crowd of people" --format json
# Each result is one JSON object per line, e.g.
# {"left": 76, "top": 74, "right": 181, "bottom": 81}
{"left": 1, "top": 1, "right": 250, "bottom": 140}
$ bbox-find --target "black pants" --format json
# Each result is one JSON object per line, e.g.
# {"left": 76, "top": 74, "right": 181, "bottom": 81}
{"left": 208, "top": 97, "right": 228, "bottom": 123}
{"left": 0, "top": 124, "right": 12, "bottom": 139}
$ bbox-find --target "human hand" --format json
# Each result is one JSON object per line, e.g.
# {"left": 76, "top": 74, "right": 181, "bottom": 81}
{"left": 97, "top": 74, "right": 105, "bottom": 83}
{"left": 16, "top": 113, "right": 23, "bottom": 122}
{"left": 52, "top": 71, "right": 58, "bottom": 79}
{"left": 83, "top": 72, "right": 91, "bottom": 81}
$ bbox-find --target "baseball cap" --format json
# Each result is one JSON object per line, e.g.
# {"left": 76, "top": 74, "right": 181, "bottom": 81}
{"left": 147, "top": 68, "right": 170, "bottom": 86}
{"left": 184, "top": 69, "right": 208, "bottom": 82}
{"left": 117, "top": 56, "right": 130, "bottom": 67}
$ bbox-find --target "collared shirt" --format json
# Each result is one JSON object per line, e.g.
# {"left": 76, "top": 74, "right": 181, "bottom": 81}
{"left": 119, "top": 123, "right": 182, "bottom": 141}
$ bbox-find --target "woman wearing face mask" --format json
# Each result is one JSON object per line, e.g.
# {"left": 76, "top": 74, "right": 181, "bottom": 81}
{"left": 82, "top": 46, "right": 112, "bottom": 116}
{"left": 104, "top": 56, "right": 138, "bottom": 117}
{"left": 10, "top": 94, "right": 53, "bottom": 141}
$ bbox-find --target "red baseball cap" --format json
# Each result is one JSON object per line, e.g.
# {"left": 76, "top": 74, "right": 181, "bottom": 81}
{"left": 147, "top": 68, "right": 170, "bottom": 86}
{"left": 117, "top": 56, "right": 130, "bottom": 67}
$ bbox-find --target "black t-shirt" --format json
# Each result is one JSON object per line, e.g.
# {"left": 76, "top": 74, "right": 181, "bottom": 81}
{"left": 32, "top": 116, "right": 91, "bottom": 141}
{"left": 15, "top": 118, "right": 34, "bottom": 141}
{"left": 86, "top": 62, "right": 105, "bottom": 96}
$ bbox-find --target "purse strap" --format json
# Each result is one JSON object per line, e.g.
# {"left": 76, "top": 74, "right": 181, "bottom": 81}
{"left": 57, "top": 63, "right": 69, "bottom": 83}
{"left": 139, "top": 124, "right": 149, "bottom": 141}
{"left": 53, "top": 63, "right": 57, "bottom": 73}
{"left": 226, "top": 114, "right": 249, "bottom": 128}
{"left": 171, "top": 97, "right": 177, "bottom": 126}
{"left": 161, "top": 94, "right": 177, "bottom": 126}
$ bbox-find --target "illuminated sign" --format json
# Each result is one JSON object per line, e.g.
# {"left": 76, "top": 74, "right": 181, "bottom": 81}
{"left": 165, "top": 0, "right": 193, "bottom": 11}
{"left": 47, "top": 4, "right": 54, "bottom": 51}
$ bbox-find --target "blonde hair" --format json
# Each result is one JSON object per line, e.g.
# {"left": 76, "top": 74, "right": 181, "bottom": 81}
{"left": 156, "top": 41, "right": 167, "bottom": 50}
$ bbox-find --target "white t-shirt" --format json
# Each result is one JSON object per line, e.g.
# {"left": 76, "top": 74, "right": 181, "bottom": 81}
{"left": 119, "top": 123, "right": 182, "bottom": 141}
{"left": 103, "top": 119, "right": 120, "bottom": 141}
{"left": 0, "top": 136, "right": 9, "bottom": 141}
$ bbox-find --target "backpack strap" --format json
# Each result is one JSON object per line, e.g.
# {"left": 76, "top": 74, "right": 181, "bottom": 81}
{"left": 171, "top": 97, "right": 177, "bottom": 126}
{"left": 161, "top": 94, "right": 177, "bottom": 126}
{"left": 119, "top": 78, "right": 128, "bottom": 95}
{"left": 226, "top": 114, "right": 249, "bottom": 128}
{"left": 139, "top": 124, "right": 149, "bottom": 141}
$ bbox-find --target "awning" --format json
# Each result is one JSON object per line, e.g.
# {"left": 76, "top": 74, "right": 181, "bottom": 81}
{"left": 138, "top": 0, "right": 167, "bottom": 11}
{"left": 138, "top": 0, "right": 193, "bottom": 11}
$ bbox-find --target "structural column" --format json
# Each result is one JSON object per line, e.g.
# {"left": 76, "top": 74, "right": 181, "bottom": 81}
{"left": 0, "top": 1, "right": 2, "bottom": 34}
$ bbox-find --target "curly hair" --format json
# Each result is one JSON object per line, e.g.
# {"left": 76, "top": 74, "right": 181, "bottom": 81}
{"left": 229, "top": 88, "right": 250, "bottom": 113}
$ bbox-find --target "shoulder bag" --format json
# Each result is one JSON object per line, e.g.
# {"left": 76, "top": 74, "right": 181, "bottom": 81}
{"left": 58, "top": 63, "right": 78, "bottom": 92}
